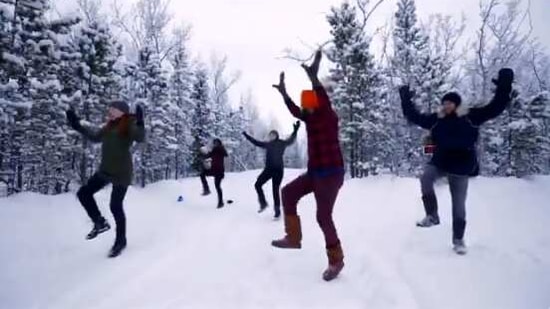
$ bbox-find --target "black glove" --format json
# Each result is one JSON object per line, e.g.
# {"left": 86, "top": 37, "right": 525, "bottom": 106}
{"left": 135, "top": 105, "right": 144, "bottom": 126}
{"left": 272, "top": 72, "right": 287, "bottom": 95}
{"left": 399, "top": 85, "right": 412, "bottom": 102}
{"left": 492, "top": 68, "right": 514, "bottom": 91}
{"left": 66, "top": 109, "right": 81, "bottom": 130}
{"left": 293, "top": 121, "right": 301, "bottom": 131}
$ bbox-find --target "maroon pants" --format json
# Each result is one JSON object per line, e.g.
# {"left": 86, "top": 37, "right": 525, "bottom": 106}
{"left": 282, "top": 173, "right": 344, "bottom": 248}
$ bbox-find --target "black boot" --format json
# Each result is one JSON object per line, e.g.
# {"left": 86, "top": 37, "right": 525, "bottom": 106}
{"left": 258, "top": 203, "right": 268, "bottom": 213}
{"left": 202, "top": 189, "right": 211, "bottom": 196}
{"left": 274, "top": 208, "right": 281, "bottom": 220}
{"left": 86, "top": 218, "right": 111, "bottom": 240}
{"left": 417, "top": 194, "right": 440, "bottom": 228}
{"left": 453, "top": 219, "right": 467, "bottom": 241}
{"left": 108, "top": 239, "right": 127, "bottom": 258}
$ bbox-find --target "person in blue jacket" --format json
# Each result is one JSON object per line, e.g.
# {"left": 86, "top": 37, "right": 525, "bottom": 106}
{"left": 399, "top": 68, "right": 514, "bottom": 255}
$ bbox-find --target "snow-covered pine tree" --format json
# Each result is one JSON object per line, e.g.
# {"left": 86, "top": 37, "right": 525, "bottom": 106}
{"left": 169, "top": 28, "right": 194, "bottom": 179}
{"left": 189, "top": 65, "right": 212, "bottom": 174}
{"left": 392, "top": 0, "right": 446, "bottom": 175}
{"left": 68, "top": 19, "right": 123, "bottom": 184}
{"left": 133, "top": 46, "right": 173, "bottom": 186}
{"left": 508, "top": 92, "right": 550, "bottom": 177}
{"left": 8, "top": 0, "right": 80, "bottom": 194}
{"left": 327, "top": 1, "right": 387, "bottom": 178}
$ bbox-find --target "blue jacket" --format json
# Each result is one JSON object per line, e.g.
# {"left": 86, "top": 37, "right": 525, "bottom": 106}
{"left": 401, "top": 89, "right": 512, "bottom": 176}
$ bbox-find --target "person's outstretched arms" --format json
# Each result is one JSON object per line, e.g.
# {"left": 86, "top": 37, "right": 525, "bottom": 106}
{"left": 284, "top": 121, "right": 300, "bottom": 146}
{"left": 302, "top": 50, "right": 331, "bottom": 112}
{"left": 399, "top": 85, "right": 437, "bottom": 130}
{"left": 273, "top": 72, "right": 303, "bottom": 120}
{"left": 242, "top": 132, "right": 267, "bottom": 148}
{"left": 129, "top": 105, "right": 146, "bottom": 143}
{"left": 66, "top": 109, "right": 104, "bottom": 143}
{"left": 469, "top": 68, "right": 514, "bottom": 126}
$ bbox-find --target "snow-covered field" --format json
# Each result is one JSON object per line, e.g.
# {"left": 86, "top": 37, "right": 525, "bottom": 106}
{"left": 1, "top": 170, "right": 549, "bottom": 309}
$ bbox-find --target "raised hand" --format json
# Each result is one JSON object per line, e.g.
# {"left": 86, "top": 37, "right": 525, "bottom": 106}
{"left": 399, "top": 85, "right": 413, "bottom": 102}
{"left": 492, "top": 68, "right": 514, "bottom": 90}
{"left": 272, "top": 72, "right": 287, "bottom": 94}
{"left": 135, "top": 104, "right": 144, "bottom": 126}
{"left": 293, "top": 121, "right": 301, "bottom": 131}
{"left": 301, "top": 50, "right": 323, "bottom": 78}
{"left": 66, "top": 109, "right": 81, "bottom": 130}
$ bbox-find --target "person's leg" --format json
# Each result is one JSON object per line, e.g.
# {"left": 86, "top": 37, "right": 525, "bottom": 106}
{"left": 312, "top": 174, "right": 344, "bottom": 248}
{"left": 255, "top": 169, "right": 272, "bottom": 210}
{"left": 271, "top": 169, "right": 284, "bottom": 217}
{"left": 77, "top": 173, "right": 110, "bottom": 224}
{"left": 448, "top": 175, "right": 469, "bottom": 242}
{"left": 110, "top": 184, "right": 129, "bottom": 246}
{"left": 214, "top": 174, "right": 224, "bottom": 207}
{"left": 200, "top": 171, "right": 210, "bottom": 195}
{"left": 272, "top": 174, "right": 314, "bottom": 249}
{"left": 419, "top": 164, "right": 444, "bottom": 225}
{"left": 312, "top": 173, "right": 345, "bottom": 281}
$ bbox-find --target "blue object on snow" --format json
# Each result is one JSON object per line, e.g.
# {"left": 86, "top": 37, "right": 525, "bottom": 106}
{"left": 177, "top": 196, "right": 184, "bottom": 202}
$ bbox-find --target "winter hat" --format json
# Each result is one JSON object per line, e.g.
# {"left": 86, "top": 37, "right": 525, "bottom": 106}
{"left": 110, "top": 100, "right": 130, "bottom": 114}
{"left": 269, "top": 130, "right": 280, "bottom": 139}
{"left": 441, "top": 92, "right": 462, "bottom": 107}
{"left": 301, "top": 90, "right": 319, "bottom": 110}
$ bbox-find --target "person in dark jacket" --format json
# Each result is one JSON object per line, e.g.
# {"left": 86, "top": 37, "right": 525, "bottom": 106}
{"left": 200, "top": 138, "right": 228, "bottom": 208}
{"left": 66, "top": 100, "right": 145, "bottom": 258}
{"left": 271, "top": 50, "right": 346, "bottom": 282}
{"left": 399, "top": 68, "right": 514, "bottom": 255}
{"left": 243, "top": 121, "right": 300, "bottom": 218}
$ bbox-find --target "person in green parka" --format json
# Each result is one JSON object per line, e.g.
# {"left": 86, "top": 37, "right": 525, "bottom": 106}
{"left": 66, "top": 100, "right": 145, "bottom": 258}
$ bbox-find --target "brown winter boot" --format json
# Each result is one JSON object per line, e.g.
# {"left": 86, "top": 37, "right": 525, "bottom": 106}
{"left": 322, "top": 244, "right": 345, "bottom": 281}
{"left": 271, "top": 215, "right": 302, "bottom": 249}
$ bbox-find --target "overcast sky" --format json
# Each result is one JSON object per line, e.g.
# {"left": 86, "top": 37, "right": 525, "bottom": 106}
{"left": 59, "top": 0, "right": 550, "bottom": 131}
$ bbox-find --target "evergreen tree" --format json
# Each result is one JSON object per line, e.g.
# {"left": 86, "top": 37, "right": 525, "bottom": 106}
{"left": 169, "top": 29, "right": 194, "bottom": 179}
{"left": 68, "top": 20, "right": 123, "bottom": 184}
{"left": 392, "top": 0, "right": 448, "bottom": 175}
{"left": 133, "top": 46, "right": 172, "bottom": 186}
{"left": 190, "top": 65, "right": 212, "bottom": 173}
{"left": 327, "top": 1, "right": 387, "bottom": 178}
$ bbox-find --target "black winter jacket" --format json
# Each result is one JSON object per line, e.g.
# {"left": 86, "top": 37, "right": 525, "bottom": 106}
{"left": 401, "top": 88, "right": 512, "bottom": 176}
{"left": 244, "top": 129, "right": 298, "bottom": 170}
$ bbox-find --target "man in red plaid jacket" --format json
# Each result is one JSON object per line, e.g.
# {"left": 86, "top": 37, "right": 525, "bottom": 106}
{"left": 271, "top": 50, "right": 346, "bottom": 282}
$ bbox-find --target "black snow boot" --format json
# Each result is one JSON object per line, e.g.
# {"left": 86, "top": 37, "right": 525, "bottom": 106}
{"left": 86, "top": 219, "right": 111, "bottom": 240}
{"left": 108, "top": 239, "right": 127, "bottom": 258}
{"left": 202, "top": 189, "right": 211, "bottom": 196}
{"left": 417, "top": 194, "right": 440, "bottom": 228}
{"left": 453, "top": 219, "right": 467, "bottom": 241}
{"left": 258, "top": 203, "right": 268, "bottom": 213}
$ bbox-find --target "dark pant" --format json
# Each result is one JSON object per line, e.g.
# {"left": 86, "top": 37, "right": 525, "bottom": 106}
{"left": 77, "top": 172, "right": 128, "bottom": 244}
{"left": 255, "top": 168, "right": 284, "bottom": 213}
{"left": 282, "top": 173, "right": 344, "bottom": 248}
{"left": 200, "top": 171, "right": 224, "bottom": 205}
{"left": 420, "top": 164, "right": 469, "bottom": 240}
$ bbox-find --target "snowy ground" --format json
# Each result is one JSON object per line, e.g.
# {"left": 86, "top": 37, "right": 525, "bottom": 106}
{"left": 1, "top": 170, "right": 550, "bottom": 309}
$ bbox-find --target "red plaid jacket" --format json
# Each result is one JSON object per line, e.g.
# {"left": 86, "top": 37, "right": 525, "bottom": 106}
{"left": 285, "top": 86, "right": 344, "bottom": 176}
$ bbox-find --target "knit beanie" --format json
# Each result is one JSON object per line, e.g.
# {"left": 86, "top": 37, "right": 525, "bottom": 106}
{"left": 441, "top": 92, "right": 462, "bottom": 107}
{"left": 110, "top": 100, "right": 130, "bottom": 114}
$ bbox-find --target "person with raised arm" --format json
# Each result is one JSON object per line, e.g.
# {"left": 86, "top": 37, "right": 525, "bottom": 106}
{"left": 66, "top": 100, "right": 145, "bottom": 258}
{"left": 200, "top": 138, "right": 228, "bottom": 209}
{"left": 271, "top": 50, "right": 346, "bottom": 281}
{"left": 399, "top": 68, "right": 514, "bottom": 255}
{"left": 243, "top": 121, "right": 300, "bottom": 219}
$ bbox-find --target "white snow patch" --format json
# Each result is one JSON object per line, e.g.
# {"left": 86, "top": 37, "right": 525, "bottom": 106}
{"left": 1, "top": 170, "right": 549, "bottom": 309}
